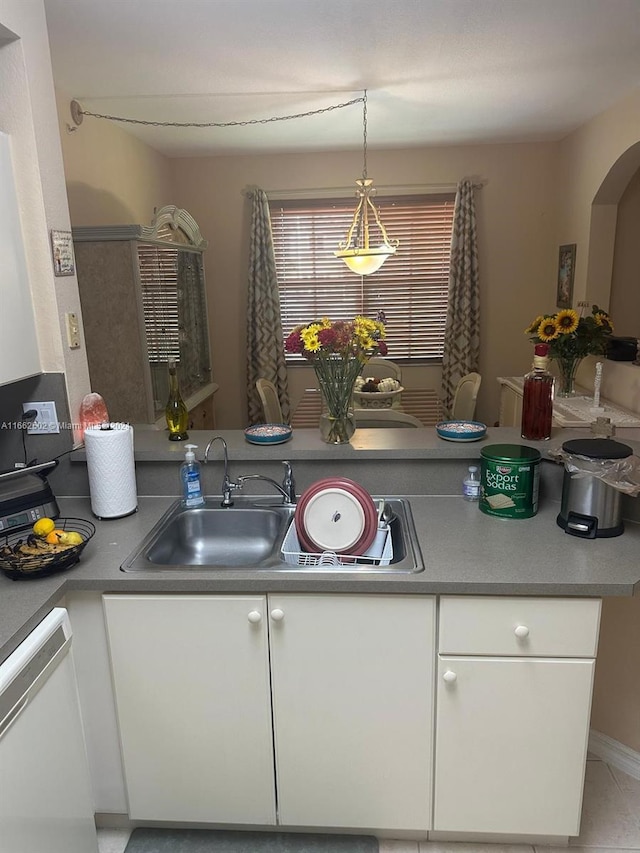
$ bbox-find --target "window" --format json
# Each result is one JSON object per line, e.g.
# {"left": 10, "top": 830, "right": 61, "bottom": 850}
{"left": 270, "top": 193, "right": 455, "bottom": 360}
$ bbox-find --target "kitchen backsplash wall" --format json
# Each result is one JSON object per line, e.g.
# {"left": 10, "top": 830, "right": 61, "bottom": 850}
{"left": 0, "top": 373, "right": 73, "bottom": 477}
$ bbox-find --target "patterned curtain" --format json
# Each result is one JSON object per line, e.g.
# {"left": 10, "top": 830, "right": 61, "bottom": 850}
{"left": 246, "top": 187, "right": 290, "bottom": 424}
{"left": 441, "top": 178, "right": 480, "bottom": 417}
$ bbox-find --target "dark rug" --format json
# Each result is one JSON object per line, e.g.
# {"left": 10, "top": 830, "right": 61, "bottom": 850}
{"left": 124, "top": 829, "right": 379, "bottom": 853}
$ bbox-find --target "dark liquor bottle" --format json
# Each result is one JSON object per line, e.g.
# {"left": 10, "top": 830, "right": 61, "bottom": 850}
{"left": 521, "top": 343, "right": 553, "bottom": 441}
{"left": 165, "top": 358, "right": 189, "bottom": 441}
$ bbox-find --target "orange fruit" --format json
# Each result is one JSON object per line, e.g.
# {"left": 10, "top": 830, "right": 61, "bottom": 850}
{"left": 45, "top": 529, "right": 65, "bottom": 545}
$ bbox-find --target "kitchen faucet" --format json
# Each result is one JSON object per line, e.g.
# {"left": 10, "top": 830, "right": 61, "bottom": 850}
{"left": 203, "top": 436, "right": 242, "bottom": 507}
{"left": 237, "top": 461, "right": 297, "bottom": 506}
{"left": 204, "top": 438, "right": 296, "bottom": 507}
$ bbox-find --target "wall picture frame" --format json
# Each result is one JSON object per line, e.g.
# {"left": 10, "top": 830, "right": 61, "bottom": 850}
{"left": 50, "top": 229, "right": 75, "bottom": 276}
{"left": 556, "top": 243, "right": 576, "bottom": 309}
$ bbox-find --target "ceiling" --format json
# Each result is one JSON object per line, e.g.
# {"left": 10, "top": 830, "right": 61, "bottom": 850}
{"left": 43, "top": 0, "right": 640, "bottom": 158}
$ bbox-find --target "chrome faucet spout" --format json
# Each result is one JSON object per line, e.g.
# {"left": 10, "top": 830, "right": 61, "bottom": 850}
{"left": 204, "top": 435, "right": 241, "bottom": 507}
{"left": 237, "top": 461, "right": 297, "bottom": 505}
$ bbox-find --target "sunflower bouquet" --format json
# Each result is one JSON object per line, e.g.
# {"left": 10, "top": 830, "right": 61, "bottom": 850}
{"left": 525, "top": 306, "right": 613, "bottom": 358}
{"left": 525, "top": 305, "right": 614, "bottom": 396}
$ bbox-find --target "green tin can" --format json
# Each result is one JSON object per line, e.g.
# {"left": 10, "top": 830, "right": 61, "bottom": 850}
{"left": 479, "top": 444, "right": 541, "bottom": 519}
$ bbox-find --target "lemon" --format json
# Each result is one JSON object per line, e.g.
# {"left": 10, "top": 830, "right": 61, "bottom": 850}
{"left": 33, "top": 517, "right": 56, "bottom": 538}
{"left": 60, "top": 531, "right": 83, "bottom": 546}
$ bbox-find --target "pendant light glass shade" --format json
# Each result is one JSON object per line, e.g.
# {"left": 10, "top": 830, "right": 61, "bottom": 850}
{"left": 334, "top": 94, "right": 398, "bottom": 275}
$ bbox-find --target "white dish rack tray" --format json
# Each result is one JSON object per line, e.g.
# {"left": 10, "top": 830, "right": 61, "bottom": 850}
{"left": 281, "top": 520, "right": 393, "bottom": 568}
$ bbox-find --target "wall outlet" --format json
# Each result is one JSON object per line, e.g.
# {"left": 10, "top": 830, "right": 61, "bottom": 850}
{"left": 65, "top": 312, "right": 81, "bottom": 349}
{"left": 22, "top": 401, "right": 60, "bottom": 434}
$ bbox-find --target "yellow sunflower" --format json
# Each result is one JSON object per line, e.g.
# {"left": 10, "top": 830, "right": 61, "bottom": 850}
{"left": 594, "top": 311, "right": 614, "bottom": 333}
{"left": 301, "top": 324, "right": 322, "bottom": 351}
{"left": 537, "top": 317, "right": 560, "bottom": 341}
{"left": 556, "top": 309, "right": 579, "bottom": 334}
{"left": 525, "top": 316, "right": 544, "bottom": 335}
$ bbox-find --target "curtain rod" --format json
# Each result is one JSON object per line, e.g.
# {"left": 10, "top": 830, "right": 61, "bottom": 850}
{"left": 243, "top": 180, "right": 486, "bottom": 200}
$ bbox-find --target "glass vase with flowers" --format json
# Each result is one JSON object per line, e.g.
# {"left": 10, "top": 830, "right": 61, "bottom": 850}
{"left": 525, "top": 306, "right": 614, "bottom": 397}
{"left": 285, "top": 314, "right": 387, "bottom": 443}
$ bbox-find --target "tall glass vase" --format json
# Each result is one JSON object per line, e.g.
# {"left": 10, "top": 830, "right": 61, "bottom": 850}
{"left": 314, "top": 356, "right": 362, "bottom": 444}
{"left": 555, "top": 356, "right": 582, "bottom": 398}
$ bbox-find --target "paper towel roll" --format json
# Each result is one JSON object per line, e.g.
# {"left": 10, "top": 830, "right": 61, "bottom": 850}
{"left": 85, "top": 423, "right": 138, "bottom": 519}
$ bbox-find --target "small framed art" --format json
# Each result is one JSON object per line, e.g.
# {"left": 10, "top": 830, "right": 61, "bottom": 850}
{"left": 556, "top": 243, "right": 576, "bottom": 309}
{"left": 50, "top": 229, "right": 76, "bottom": 276}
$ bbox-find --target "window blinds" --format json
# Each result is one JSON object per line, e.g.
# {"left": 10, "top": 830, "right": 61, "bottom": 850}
{"left": 270, "top": 193, "right": 455, "bottom": 360}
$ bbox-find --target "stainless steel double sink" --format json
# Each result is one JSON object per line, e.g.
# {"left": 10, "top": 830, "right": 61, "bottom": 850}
{"left": 121, "top": 497, "right": 423, "bottom": 573}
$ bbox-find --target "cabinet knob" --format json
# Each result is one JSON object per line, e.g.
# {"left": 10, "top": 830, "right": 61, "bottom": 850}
{"left": 443, "top": 670, "right": 457, "bottom": 683}
{"left": 270, "top": 608, "right": 285, "bottom": 622}
{"left": 247, "top": 610, "right": 262, "bottom": 624}
{"left": 514, "top": 625, "right": 530, "bottom": 639}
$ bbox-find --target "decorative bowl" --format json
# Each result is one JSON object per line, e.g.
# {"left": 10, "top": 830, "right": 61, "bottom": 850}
{"left": 436, "top": 420, "right": 488, "bottom": 442}
{"left": 244, "top": 423, "right": 293, "bottom": 445}
{"left": 353, "top": 387, "right": 404, "bottom": 410}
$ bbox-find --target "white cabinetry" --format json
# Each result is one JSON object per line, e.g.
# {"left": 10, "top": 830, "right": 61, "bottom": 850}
{"left": 269, "top": 594, "right": 435, "bottom": 831}
{"left": 433, "top": 596, "right": 601, "bottom": 839}
{"left": 103, "top": 593, "right": 435, "bottom": 831}
{"left": 103, "top": 594, "right": 275, "bottom": 824}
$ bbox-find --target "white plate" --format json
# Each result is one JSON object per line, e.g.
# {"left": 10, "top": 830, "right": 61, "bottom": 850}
{"left": 295, "top": 478, "right": 378, "bottom": 555}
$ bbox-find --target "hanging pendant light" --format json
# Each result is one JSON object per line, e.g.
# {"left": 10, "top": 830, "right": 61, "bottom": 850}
{"left": 334, "top": 90, "right": 398, "bottom": 275}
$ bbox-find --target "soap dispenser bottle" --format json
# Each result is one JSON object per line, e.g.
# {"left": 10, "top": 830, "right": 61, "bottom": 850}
{"left": 181, "top": 444, "right": 205, "bottom": 508}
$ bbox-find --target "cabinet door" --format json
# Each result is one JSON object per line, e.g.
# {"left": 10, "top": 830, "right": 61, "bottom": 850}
{"left": 498, "top": 384, "right": 523, "bottom": 428}
{"left": 103, "top": 595, "right": 275, "bottom": 824}
{"left": 269, "top": 594, "right": 435, "bottom": 831}
{"left": 434, "top": 655, "right": 595, "bottom": 837}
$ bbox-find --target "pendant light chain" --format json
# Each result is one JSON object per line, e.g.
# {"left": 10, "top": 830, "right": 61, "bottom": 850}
{"left": 362, "top": 89, "right": 368, "bottom": 180}
{"left": 75, "top": 95, "right": 365, "bottom": 129}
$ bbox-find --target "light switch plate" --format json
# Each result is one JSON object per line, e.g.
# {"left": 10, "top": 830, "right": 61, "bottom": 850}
{"left": 22, "top": 401, "right": 60, "bottom": 434}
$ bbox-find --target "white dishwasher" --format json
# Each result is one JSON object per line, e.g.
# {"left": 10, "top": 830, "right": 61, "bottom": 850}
{"left": 0, "top": 607, "right": 98, "bottom": 853}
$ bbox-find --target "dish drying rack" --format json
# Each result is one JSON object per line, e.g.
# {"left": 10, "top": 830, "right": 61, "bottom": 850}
{"left": 281, "top": 521, "right": 393, "bottom": 567}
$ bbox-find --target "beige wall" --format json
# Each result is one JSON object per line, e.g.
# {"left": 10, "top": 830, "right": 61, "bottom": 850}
{"left": 592, "top": 596, "right": 640, "bottom": 754}
{"left": 172, "top": 143, "right": 560, "bottom": 428}
{"left": 60, "top": 123, "right": 562, "bottom": 429}
{"left": 56, "top": 89, "right": 174, "bottom": 227}
{"left": 610, "top": 166, "right": 640, "bottom": 338}
{"left": 557, "top": 87, "right": 640, "bottom": 311}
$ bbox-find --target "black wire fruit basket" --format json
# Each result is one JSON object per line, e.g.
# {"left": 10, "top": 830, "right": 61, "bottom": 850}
{"left": 0, "top": 518, "right": 96, "bottom": 580}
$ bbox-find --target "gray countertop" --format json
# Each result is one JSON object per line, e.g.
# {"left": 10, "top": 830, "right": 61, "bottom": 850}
{"left": 1, "top": 490, "right": 639, "bottom": 665}
{"left": 2, "top": 425, "right": 639, "bottom": 663}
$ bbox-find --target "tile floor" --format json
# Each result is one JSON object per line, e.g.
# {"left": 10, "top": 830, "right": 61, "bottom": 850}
{"left": 97, "top": 757, "right": 640, "bottom": 853}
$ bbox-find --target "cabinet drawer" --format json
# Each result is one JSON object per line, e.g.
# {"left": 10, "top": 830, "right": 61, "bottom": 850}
{"left": 439, "top": 596, "right": 601, "bottom": 657}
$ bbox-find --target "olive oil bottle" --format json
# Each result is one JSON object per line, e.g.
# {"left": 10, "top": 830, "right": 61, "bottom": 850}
{"left": 165, "top": 358, "right": 189, "bottom": 441}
